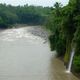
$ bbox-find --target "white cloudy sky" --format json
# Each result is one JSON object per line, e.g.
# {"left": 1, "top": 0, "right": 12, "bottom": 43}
{"left": 0, "top": 0, "right": 69, "bottom": 7}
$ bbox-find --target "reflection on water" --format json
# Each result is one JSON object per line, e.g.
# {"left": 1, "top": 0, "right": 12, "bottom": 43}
{"left": 0, "top": 26, "right": 79, "bottom": 80}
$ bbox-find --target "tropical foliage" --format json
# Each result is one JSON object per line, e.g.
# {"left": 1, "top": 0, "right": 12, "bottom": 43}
{"left": 0, "top": 4, "right": 51, "bottom": 29}
{"left": 46, "top": 0, "right": 80, "bottom": 73}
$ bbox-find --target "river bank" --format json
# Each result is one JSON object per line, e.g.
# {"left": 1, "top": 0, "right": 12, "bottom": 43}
{"left": 0, "top": 25, "right": 79, "bottom": 80}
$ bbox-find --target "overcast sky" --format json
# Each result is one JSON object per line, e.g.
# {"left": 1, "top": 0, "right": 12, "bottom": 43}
{"left": 0, "top": 0, "right": 69, "bottom": 7}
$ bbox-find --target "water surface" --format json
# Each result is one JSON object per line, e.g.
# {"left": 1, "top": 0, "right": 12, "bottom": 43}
{"left": 0, "top": 26, "right": 79, "bottom": 80}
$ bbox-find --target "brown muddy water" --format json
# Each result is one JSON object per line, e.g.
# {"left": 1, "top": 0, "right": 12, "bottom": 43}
{"left": 0, "top": 26, "right": 79, "bottom": 80}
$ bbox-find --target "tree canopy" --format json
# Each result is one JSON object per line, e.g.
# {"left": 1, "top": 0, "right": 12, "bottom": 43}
{"left": 46, "top": 0, "right": 80, "bottom": 74}
{"left": 0, "top": 4, "right": 51, "bottom": 28}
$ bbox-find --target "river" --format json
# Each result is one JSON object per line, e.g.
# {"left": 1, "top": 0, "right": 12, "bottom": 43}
{"left": 0, "top": 26, "right": 79, "bottom": 80}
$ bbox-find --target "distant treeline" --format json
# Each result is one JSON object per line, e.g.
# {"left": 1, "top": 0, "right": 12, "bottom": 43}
{"left": 0, "top": 4, "right": 52, "bottom": 29}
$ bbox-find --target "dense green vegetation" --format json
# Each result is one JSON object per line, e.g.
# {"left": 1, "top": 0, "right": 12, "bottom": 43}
{"left": 46, "top": 0, "right": 80, "bottom": 74}
{"left": 0, "top": 4, "right": 51, "bottom": 29}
